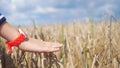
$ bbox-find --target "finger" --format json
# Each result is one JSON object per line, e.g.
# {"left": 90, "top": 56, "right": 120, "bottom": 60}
{"left": 52, "top": 43, "right": 63, "bottom": 48}
{"left": 46, "top": 42, "right": 63, "bottom": 48}
{"left": 44, "top": 42, "right": 63, "bottom": 47}
{"left": 44, "top": 47, "right": 60, "bottom": 52}
{"left": 50, "top": 47, "right": 60, "bottom": 52}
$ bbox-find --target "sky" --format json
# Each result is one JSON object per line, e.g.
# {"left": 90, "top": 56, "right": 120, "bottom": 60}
{"left": 0, "top": 0, "right": 120, "bottom": 25}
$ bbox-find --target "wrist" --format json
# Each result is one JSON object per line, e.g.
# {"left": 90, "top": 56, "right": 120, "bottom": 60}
{"left": 6, "top": 28, "right": 27, "bottom": 53}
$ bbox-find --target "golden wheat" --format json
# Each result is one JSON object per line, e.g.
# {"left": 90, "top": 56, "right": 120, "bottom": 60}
{"left": 0, "top": 20, "right": 120, "bottom": 68}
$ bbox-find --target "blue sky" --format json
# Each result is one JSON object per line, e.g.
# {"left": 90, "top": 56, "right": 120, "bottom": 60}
{"left": 0, "top": 0, "right": 120, "bottom": 25}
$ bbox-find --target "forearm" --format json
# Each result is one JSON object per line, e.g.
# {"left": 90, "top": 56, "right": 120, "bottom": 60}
{"left": 0, "top": 21, "right": 20, "bottom": 41}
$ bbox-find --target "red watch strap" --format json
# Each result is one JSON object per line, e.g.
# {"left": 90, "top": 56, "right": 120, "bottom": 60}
{"left": 6, "top": 34, "right": 25, "bottom": 53}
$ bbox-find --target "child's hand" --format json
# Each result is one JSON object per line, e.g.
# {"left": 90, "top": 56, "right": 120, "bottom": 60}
{"left": 18, "top": 38, "right": 63, "bottom": 52}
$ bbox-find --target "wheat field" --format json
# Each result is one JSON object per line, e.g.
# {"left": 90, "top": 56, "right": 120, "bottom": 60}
{"left": 0, "top": 20, "right": 120, "bottom": 68}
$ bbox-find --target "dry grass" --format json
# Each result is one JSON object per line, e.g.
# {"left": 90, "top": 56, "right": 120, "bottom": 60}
{"left": 0, "top": 20, "right": 120, "bottom": 68}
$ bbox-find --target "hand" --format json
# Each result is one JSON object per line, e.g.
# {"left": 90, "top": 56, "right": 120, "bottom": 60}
{"left": 18, "top": 38, "right": 63, "bottom": 52}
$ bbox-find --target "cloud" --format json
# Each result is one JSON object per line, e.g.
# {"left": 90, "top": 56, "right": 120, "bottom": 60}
{"left": 33, "top": 7, "right": 59, "bottom": 14}
{"left": 0, "top": 0, "right": 120, "bottom": 25}
{"left": 98, "top": 4, "right": 115, "bottom": 15}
